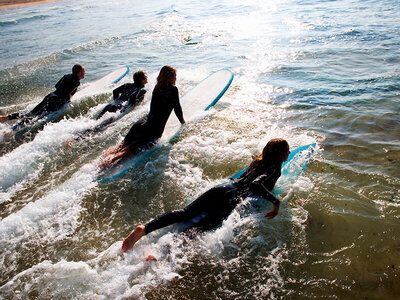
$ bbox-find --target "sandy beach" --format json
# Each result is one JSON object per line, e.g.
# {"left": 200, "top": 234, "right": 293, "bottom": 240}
{"left": 0, "top": 0, "right": 64, "bottom": 9}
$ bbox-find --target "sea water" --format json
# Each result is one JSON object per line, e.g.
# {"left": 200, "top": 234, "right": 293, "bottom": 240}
{"left": 0, "top": 0, "right": 399, "bottom": 299}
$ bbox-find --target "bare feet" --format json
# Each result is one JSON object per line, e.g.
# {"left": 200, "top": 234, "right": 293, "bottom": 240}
{"left": 0, "top": 115, "right": 9, "bottom": 123}
{"left": 122, "top": 225, "right": 145, "bottom": 252}
{"left": 99, "top": 143, "right": 131, "bottom": 170}
{"left": 145, "top": 255, "right": 157, "bottom": 262}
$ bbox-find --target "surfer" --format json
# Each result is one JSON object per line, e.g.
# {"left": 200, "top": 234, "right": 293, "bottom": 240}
{"left": 96, "top": 70, "right": 148, "bottom": 120}
{"left": 121, "top": 138, "right": 290, "bottom": 252}
{"left": 0, "top": 64, "right": 85, "bottom": 126}
{"left": 70, "top": 71, "right": 148, "bottom": 141}
{"left": 100, "top": 65, "right": 185, "bottom": 169}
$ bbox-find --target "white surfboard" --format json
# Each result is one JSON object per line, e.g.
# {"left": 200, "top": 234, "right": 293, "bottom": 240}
{"left": 99, "top": 68, "right": 234, "bottom": 183}
{"left": 13, "top": 66, "right": 129, "bottom": 136}
{"left": 73, "top": 66, "right": 129, "bottom": 101}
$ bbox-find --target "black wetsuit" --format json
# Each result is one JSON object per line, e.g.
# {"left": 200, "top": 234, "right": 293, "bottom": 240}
{"left": 96, "top": 83, "right": 146, "bottom": 119}
{"left": 144, "top": 164, "right": 282, "bottom": 235}
{"left": 123, "top": 84, "right": 184, "bottom": 154}
{"left": 8, "top": 73, "right": 80, "bottom": 123}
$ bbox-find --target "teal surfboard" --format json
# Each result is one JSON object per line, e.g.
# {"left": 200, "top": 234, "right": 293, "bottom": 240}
{"left": 13, "top": 66, "right": 129, "bottom": 136}
{"left": 99, "top": 68, "right": 234, "bottom": 183}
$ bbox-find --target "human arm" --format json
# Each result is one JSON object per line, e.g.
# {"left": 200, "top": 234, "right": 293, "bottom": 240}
{"left": 55, "top": 75, "right": 80, "bottom": 98}
{"left": 69, "top": 83, "right": 79, "bottom": 97}
{"left": 55, "top": 76, "right": 64, "bottom": 89}
{"left": 249, "top": 174, "right": 281, "bottom": 219}
{"left": 264, "top": 202, "right": 280, "bottom": 219}
{"left": 173, "top": 87, "right": 185, "bottom": 124}
{"left": 112, "top": 84, "right": 126, "bottom": 100}
{"left": 127, "top": 88, "right": 146, "bottom": 106}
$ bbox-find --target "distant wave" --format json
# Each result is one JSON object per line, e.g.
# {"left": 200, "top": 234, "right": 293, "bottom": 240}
{"left": 0, "top": 34, "right": 123, "bottom": 75}
{"left": 0, "top": 15, "right": 50, "bottom": 27}
{"left": 61, "top": 36, "right": 121, "bottom": 55}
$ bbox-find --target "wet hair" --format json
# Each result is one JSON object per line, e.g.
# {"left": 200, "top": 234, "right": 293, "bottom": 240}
{"left": 239, "top": 138, "right": 289, "bottom": 185}
{"left": 155, "top": 65, "right": 176, "bottom": 90}
{"left": 72, "top": 64, "right": 84, "bottom": 76}
{"left": 133, "top": 71, "right": 146, "bottom": 85}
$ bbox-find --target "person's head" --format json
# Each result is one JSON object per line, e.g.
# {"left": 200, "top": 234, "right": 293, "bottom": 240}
{"left": 239, "top": 138, "right": 290, "bottom": 184}
{"left": 156, "top": 65, "right": 177, "bottom": 90}
{"left": 256, "top": 138, "right": 290, "bottom": 165}
{"left": 72, "top": 64, "right": 85, "bottom": 80}
{"left": 133, "top": 71, "right": 147, "bottom": 87}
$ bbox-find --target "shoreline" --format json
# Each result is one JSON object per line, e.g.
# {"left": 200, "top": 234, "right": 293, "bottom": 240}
{"left": 0, "top": 0, "right": 64, "bottom": 10}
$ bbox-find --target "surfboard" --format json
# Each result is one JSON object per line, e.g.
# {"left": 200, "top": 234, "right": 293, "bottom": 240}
{"left": 13, "top": 66, "right": 130, "bottom": 136}
{"left": 73, "top": 66, "right": 129, "bottom": 101}
{"left": 98, "top": 68, "right": 234, "bottom": 183}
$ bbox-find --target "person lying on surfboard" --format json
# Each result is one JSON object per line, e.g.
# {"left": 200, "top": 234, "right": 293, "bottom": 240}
{"left": 96, "top": 70, "right": 148, "bottom": 120}
{"left": 71, "top": 70, "right": 148, "bottom": 141}
{"left": 121, "top": 138, "right": 290, "bottom": 252}
{"left": 100, "top": 65, "right": 185, "bottom": 169}
{"left": 0, "top": 64, "right": 85, "bottom": 128}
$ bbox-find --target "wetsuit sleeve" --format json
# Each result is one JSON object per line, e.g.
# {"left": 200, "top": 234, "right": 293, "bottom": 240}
{"left": 69, "top": 81, "right": 80, "bottom": 97}
{"left": 173, "top": 87, "right": 185, "bottom": 124}
{"left": 112, "top": 84, "right": 126, "bottom": 100}
{"left": 249, "top": 174, "right": 280, "bottom": 205}
{"left": 55, "top": 76, "right": 64, "bottom": 89}
{"left": 128, "top": 88, "right": 146, "bottom": 105}
{"left": 55, "top": 74, "right": 80, "bottom": 98}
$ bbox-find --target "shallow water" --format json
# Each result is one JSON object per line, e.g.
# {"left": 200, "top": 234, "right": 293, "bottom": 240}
{"left": 0, "top": 0, "right": 399, "bottom": 299}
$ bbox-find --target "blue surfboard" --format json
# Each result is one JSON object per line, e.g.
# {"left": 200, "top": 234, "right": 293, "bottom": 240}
{"left": 99, "top": 69, "right": 234, "bottom": 183}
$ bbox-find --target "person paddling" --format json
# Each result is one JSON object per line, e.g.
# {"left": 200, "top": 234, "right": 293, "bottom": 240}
{"left": 72, "top": 70, "right": 148, "bottom": 140}
{"left": 0, "top": 64, "right": 85, "bottom": 127}
{"left": 121, "top": 138, "right": 290, "bottom": 252}
{"left": 96, "top": 70, "right": 148, "bottom": 120}
{"left": 100, "top": 65, "right": 185, "bottom": 169}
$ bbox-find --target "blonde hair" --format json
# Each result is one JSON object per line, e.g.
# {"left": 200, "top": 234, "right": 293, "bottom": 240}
{"left": 156, "top": 65, "right": 176, "bottom": 90}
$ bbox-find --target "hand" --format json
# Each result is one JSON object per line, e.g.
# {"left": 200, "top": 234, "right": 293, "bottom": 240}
{"left": 264, "top": 204, "right": 280, "bottom": 220}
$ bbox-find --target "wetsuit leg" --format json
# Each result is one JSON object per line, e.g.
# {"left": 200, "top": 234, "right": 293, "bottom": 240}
{"left": 144, "top": 182, "right": 238, "bottom": 234}
{"left": 97, "top": 103, "right": 119, "bottom": 119}
{"left": 7, "top": 112, "right": 22, "bottom": 120}
{"left": 29, "top": 93, "right": 58, "bottom": 116}
{"left": 124, "top": 117, "right": 147, "bottom": 144}
{"left": 13, "top": 93, "right": 62, "bottom": 129}
{"left": 123, "top": 116, "right": 158, "bottom": 154}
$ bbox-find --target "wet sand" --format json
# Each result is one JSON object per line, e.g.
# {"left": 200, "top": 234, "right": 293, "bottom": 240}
{"left": 0, "top": 0, "right": 64, "bottom": 9}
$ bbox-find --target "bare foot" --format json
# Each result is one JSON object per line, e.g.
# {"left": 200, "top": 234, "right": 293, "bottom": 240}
{"left": 122, "top": 225, "right": 145, "bottom": 252}
{"left": 145, "top": 255, "right": 157, "bottom": 262}
{"left": 99, "top": 144, "right": 130, "bottom": 170}
{"left": 0, "top": 115, "right": 9, "bottom": 123}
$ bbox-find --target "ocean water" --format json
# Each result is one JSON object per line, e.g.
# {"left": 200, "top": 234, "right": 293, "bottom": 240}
{"left": 0, "top": 0, "right": 399, "bottom": 299}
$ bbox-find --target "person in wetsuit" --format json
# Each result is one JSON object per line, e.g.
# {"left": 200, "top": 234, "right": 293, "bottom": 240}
{"left": 96, "top": 70, "right": 148, "bottom": 120}
{"left": 71, "top": 71, "right": 148, "bottom": 141}
{"left": 100, "top": 65, "right": 185, "bottom": 169}
{"left": 0, "top": 64, "right": 85, "bottom": 125}
{"left": 121, "top": 138, "right": 290, "bottom": 252}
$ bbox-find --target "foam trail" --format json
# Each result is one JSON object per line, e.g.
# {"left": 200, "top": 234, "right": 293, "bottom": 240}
{"left": 0, "top": 162, "right": 313, "bottom": 299}
{"left": 0, "top": 162, "right": 99, "bottom": 263}
{"left": 0, "top": 117, "right": 99, "bottom": 201}
{"left": 0, "top": 199, "right": 290, "bottom": 299}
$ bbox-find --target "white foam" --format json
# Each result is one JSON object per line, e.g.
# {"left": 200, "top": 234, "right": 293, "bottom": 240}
{"left": 0, "top": 117, "right": 98, "bottom": 195}
{"left": 0, "top": 162, "right": 99, "bottom": 265}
